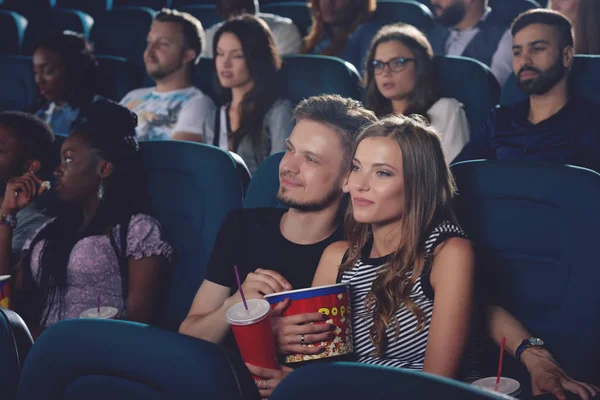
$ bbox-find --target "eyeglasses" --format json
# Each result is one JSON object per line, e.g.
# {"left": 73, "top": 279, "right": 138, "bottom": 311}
{"left": 370, "top": 57, "right": 415, "bottom": 74}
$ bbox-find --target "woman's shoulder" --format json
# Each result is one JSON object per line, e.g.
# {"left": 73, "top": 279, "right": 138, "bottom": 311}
{"left": 426, "top": 219, "right": 470, "bottom": 255}
{"left": 428, "top": 97, "right": 465, "bottom": 114}
{"left": 323, "top": 240, "right": 350, "bottom": 259}
{"left": 127, "top": 214, "right": 164, "bottom": 231}
{"left": 268, "top": 98, "right": 294, "bottom": 114}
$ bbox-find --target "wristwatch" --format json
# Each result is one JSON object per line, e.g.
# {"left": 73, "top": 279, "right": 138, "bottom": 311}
{"left": 515, "top": 337, "right": 545, "bottom": 363}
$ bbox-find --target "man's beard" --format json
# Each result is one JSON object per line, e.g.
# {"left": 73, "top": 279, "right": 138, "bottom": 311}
{"left": 516, "top": 57, "right": 567, "bottom": 96}
{"left": 435, "top": 3, "right": 467, "bottom": 27}
{"left": 146, "top": 59, "right": 183, "bottom": 81}
{"left": 276, "top": 185, "right": 342, "bottom": 212}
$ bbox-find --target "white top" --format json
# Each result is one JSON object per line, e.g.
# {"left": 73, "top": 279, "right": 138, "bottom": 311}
{"left": 427, "top": 97, "right": 470, "bottom": 164}
{"left": 444, "top": 7, "right": 513, "bottom": 86}
{"left": 120, "top": 86, "right": 216, "bottom": 141}
{"left": 202, "top": 12, "right": 302, "bottom": 58}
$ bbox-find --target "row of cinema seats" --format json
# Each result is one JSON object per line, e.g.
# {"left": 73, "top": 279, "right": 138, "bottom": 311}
{"left": 0, "top": 53, "right": 501, "bottom": 135}
{"left": 0, "top": 0, "right": 544, "bottom": 62}
{"left": 4, "top": 53, "right": 598, "bottom": 151}
{"left": 0, "top": 316, "right": 518, "bottom": 400}
{"left": 2, "top": 153, "right": 599, "bottom": 398}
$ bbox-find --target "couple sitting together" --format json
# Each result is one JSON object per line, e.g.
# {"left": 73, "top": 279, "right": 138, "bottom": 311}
{"left": 179, "top": 95, "right": 598, "bottom": 399}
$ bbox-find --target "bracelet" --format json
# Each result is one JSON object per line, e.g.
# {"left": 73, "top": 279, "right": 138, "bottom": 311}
{"left": 0, "top": 214, "right": 17, "bottom": 229}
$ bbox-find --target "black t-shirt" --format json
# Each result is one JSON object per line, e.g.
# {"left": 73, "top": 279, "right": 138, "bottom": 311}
{"left": 205, "top": 207, "right": 344, "bottom": 355}
{"left": 205, "top": 207, "right": 344, "bottom": 295}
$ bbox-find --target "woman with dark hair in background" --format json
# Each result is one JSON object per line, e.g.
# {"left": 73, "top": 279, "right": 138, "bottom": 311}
{"left": 211, "top": 15, "right": 293, "bottom": 173}
{"left": 32, "top": 31, "right": 99, "bottom": 135}
{"left": 302, "top": 0, "right": 382, "bottom": 74}
{"left": 6, "top": 97, "right": 172, "bottom": 338}
{"left": 551, "top": 0, "right": 600, "bottom": 55}
{"left": 363, "top": 24, "right": 469, "bottom": 163}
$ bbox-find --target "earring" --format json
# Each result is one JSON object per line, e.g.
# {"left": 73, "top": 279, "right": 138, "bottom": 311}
{"left": 97, "top": 182, "right": 105, "bottom": 201}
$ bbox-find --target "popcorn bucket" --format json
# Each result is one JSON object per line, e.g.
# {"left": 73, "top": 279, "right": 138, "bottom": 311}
{"left": 0, "top": 275, "right": 11, "bottom": 309}
{"left": 265, "top": 283, "right": 353, "bottom": 364}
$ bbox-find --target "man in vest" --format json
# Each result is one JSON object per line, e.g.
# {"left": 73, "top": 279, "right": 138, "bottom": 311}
{"left": 428, "top": 0, "right": 513, "bottom": 85}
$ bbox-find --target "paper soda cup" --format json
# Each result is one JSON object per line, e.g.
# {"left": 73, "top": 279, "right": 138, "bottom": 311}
{"left": 226, "top": 298, "right": 280, "bottom": 373}
{"left": 471, "top": 377, "right": 522, "bottom": 398}
{"left": 265, "top": 283, "right": 353, "bottom": 364}
{"left": 79, "top": 306, "right": 119, "bottom": 319}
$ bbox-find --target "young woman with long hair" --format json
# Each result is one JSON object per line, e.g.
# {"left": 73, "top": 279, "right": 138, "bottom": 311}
{"left": 9, "top": 97, "right": 173, "bottom": 337}
{"left": 211, "top": 15, "right": 294, "bottom": 173}
{"left": 363, "top": 24, "right": 469, "bottom": 163}
{"left": 313, "top": 114, "right": 475, "bottom": 378}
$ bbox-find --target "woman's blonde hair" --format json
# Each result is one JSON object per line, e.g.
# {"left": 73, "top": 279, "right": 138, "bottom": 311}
{"left": 340, "top": 114, "right": 459, "bottom": 356}
{"left": 302, "top": 0, "right": 377, "bottom": 56}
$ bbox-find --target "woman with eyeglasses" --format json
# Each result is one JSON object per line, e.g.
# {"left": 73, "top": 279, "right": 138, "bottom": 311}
{"left": 363, "top": 24, "right": 469, "bottom": 163}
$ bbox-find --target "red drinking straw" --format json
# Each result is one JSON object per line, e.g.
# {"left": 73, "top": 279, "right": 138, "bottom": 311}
{"left": 233, "top": 265, "right": 248, "bottom": 311}
{"left": 495, "top": 337, "right": 506, "bottom": 390}
{"left": 97, "top": 295, "right": 100, "bottom": 314}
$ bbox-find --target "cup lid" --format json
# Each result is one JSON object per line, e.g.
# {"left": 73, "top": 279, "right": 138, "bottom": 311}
{"left": 471, "top": 377, "right": 521, "bottom": 396}
{"left": 0, "top": 275, "right": 11, "bottom": 282}
{"left": 79, "top": 306, "right": 119, "bottom": 319}
{"left": 226, "top": 299, "right": 271, "bottom": 326}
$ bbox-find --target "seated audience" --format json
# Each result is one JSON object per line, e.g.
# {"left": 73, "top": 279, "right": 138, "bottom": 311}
{"left": 32, "top": 31, "right": 98, "bottom": 136}
{"left": 209, "top": 15, "right": 294, "bottom": 173}
{"left": 202, "top": 0, "right": 302, "bottom": 58}
{"left": 11, "top": 98, "right": 173, "bottom": 337}
{"left": 302, "top": 0, "right": 382, "bottom": 74}
{"left": 551, "top": 0, "right": 600, "bottom": 54}
{"left": 428, "top": 0, "right": 513, "bottom": 85}
{"left": 313, "top": 114, "right": 474, "bottom": 376}
{"left": 364, "top": 24, "right": 470, "bottom": 163}
{"left": 457, "top": 10, "right": 600, "bottom": 172}
{"left": 179, "top": 95, "right": 377, "bottom": 394}
{"left": 0, "top": 112, "right": 53, "bottom": 266}
{"left": 120, "top": 9, "right": 216, "bottom": 142}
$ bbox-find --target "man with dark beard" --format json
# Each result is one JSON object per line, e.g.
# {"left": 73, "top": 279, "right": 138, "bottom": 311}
{"left": 457, "top": 9, "right": 600, "bottom": 173}
{"left": 120, "top": 9, "right": 216, "bottom": 143}
{"left": 179, "top": 95, "right": 376, "bottom": 358}
{"left": 428, "top": 0, "right": 513, "bottom": 85}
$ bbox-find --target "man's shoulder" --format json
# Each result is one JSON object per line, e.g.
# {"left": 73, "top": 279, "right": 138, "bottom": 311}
{"left": 225, "top": 207, "right": 286, "bottom": 230}
{"left": 257, "top": 12, "right": 295, "bottom": 27}
{"left": 121, "top": 87, "right": 154, "bottom": 102}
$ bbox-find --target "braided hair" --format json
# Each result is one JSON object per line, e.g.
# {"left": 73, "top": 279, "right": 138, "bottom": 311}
{"left": 20, "top": 97, "right": 151, "bottom": 326}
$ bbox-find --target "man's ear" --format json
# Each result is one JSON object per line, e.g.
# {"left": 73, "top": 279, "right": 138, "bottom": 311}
{"left": 563, "top": 45, "right": 574, "bottom": 68}
{"left": 97, "top": 160, "right": 114, "bottom": 179}
{"left": 24, "top": 159, "right": 41, "bottom": 174}
{"left": 183, "top": 48, "right": 198, "bottom": 65}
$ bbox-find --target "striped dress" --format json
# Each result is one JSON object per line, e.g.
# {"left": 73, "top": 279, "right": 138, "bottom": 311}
{"left": 339, "top": 220, "right": 468, "bottom": 370}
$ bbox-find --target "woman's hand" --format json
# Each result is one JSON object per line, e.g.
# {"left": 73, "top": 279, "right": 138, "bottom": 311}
{"left": 246, "top": 363, "right": 293, "bottom": 399}
{"left": 270, "top": 298, "right": 336, "bottom": 355}
{"left": 1, "top": 172, "right": 45, "bottom": 215}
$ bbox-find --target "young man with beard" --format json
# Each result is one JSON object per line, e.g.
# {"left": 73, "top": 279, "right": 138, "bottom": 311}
{"left": 179, "top": 95, "right": 376, "bottom": 360}
{"left": 120, "top": 9, "right": 216, "bottom": 142}
{"left": 428, "top": 0, "right": 513, "bottom": 85}
{"left": 458, "top": 9, "right": 600, "bottom": 173}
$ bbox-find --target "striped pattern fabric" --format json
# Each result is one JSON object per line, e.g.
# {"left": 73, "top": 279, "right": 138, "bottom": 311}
{"left": 340, "top": 221, "right": 467, "bottom": 369}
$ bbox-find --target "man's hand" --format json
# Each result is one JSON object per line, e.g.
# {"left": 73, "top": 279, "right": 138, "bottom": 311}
{"left": 522, "top": 348, "right": 599, "bottom": 400}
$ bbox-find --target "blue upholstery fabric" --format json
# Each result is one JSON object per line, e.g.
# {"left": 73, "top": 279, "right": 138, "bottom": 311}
{"left": 261, "top": 2, "right": 312, "bottom": 36}
{"left": 0, "top": 55, "right": 37, "bottom": 111}
{"left": 488, "top": 0, "right": 541, "bottom": 25}
{"left": 16, "top": 319, "right": 260, "bottom": 400}
{"left": 500, "top": 55, "right": 600, "bottom": 106}
{"left": 243, "top": 152, "right": 284, "bottom": 209}
{"left": 91, "top": 6, "right": 156, "bottom": 67}
{"left": 96, "top": 55, "right": 142, "bottom": 102}
{"left": 171, "top": 0, "right": 213, "bottom": 6}
{"left": 1, "top": 0, "right": 55, "bottom": 15}
{"left": 0, "top": 11, "right": 27, "bottom": 55}
{"left": 451, "top": 160, "right": 600, "bottom": 386}
{"left": 374, "top": 0, "right": 435, "bottom": 33}
{"left": 436, "top": 55, "right": 500, "bottom": 134}
{"left": 22, "top": 9, "right": 94, "bottom": 55}
{"left": 117, "top": 0, "right": 170, "bottom": 9}
{"left": 179, "top": 5, "right": 221, "bottom": 30}
{"left": 56, "top": 0, "right": 114, "bottom": 19}
{"left": 270, "top": 362, "right": 506, "bottom": 400}
{"left": 141, "top": 141, "right": 242, "bottom": 328}
{"left": 0, "top": 308, "right": 33, "bottom": 400}
{"left": 282, "top": 54, "right": 362, "bottom": 105}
